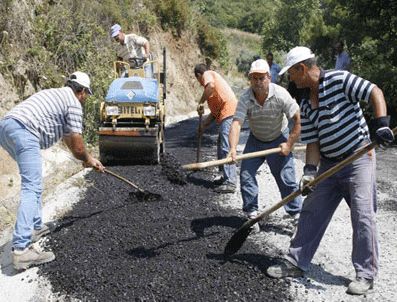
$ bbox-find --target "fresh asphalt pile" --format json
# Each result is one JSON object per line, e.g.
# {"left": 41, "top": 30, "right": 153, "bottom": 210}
{"left": 39, "top": 118, "right": 293, "bottom": 301}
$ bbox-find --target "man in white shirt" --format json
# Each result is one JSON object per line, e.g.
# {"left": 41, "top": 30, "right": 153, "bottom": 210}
{"left": 110, "top": 24, "right": 153, "bottom": 77}
{"left": 111, "top": 24, "right": 150, "bottom": 65}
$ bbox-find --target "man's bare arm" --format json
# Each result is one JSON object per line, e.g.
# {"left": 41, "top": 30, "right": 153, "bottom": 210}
{"left": 63, "top": 133, "right": 90, "bottom": 162}
{"left": 229, "top": 119, "right": 242, "bottom": 161}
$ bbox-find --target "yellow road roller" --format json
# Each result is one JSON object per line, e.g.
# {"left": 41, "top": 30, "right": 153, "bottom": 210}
{"left": 98, "top": 49, "right": 166, "bottom": 164}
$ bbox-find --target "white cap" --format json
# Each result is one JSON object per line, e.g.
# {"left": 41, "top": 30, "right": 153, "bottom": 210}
{"left": 279, "top": 46, "right": 315, "bottom": 75}
{"left": 111, "top": 24, "right": 121, "bottom": 38}
{"left": 248, "top": 59, "right": 270, "bottom": 75}
{"left": 70, "top": 71, "right": 92, "bottom": 95}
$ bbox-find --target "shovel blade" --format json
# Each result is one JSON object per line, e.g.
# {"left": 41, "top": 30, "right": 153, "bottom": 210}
{"left": 224, "top": 220, "right": 254, "bottom": 257}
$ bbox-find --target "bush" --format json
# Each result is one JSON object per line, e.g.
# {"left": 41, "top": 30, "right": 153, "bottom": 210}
{"left": 135, "top": 8, "right": 158, "bottom": 35}
{"left": 235, "top": 51, "right": 258, "bottom": 75}
{"left": 149, "top": 0, "right": 190, "bottom": 37}
{"left": 196, "top": 20, "right": 229, "bottom": 68}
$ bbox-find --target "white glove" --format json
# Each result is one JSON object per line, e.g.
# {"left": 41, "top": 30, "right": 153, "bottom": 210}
{"left": 299, "top": 164, "right": 317, "bottom": 196}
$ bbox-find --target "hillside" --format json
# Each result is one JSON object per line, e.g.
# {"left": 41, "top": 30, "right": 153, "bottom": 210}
{"left": 0, "top": 0, "right": 262, "bottom": 234}
{"left": 0, "top": 0, "right": 198, "bottom": 233}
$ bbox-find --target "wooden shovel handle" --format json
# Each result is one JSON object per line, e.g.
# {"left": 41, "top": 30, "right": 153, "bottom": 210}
{"left": 183, "top": 145, "right": 307, "bottom": 170}
{"left": 196, "top": 113, "right": 203, "bottom": 163}
{"left": 252, "top": 127, "right": 397, "bottom": 224}
{"left": 104, "top": 169, "right": 144, "bottom": 193}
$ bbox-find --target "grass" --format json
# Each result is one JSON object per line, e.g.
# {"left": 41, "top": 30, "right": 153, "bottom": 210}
{"left": 222, "top": 28, "right": 262, "bottom": 75}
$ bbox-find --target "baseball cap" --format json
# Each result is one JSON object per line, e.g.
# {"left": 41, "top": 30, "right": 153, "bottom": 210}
{"left": 111, "top": 24, "right": 121, "bottom": 38}
{"left": 70, "top": 71, "right": 92, "bottom": 95}
{"left": 248, "top": 59, "right": 270, "bottom": 75}
{"left": 279, "top": 46, "right": 315, "bottom": 75}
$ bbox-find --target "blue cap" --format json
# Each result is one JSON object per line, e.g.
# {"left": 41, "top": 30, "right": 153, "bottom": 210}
{"left": 111, "top": 24, "right": 121, "bottom": 38}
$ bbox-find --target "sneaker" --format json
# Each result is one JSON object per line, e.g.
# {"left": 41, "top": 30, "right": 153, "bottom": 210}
{"left": 246, "top": 211, "right": 260, "bottom": 234}
{"left": 13, "top": 245, "right": 55, "bottom": 270}
{"left": 291, "top": 213, "right": 300, "bottom": 226}
{"left": 346, "top": 277, "right": 374, "bottom": 295}
{"left": 214, "top": 183, "right": 236, "bottom": 193}
{"left": 32, "top": 223, "right": 51, "bottom": 243}
{"left": 283, "top": 213, "right": 300, "bottom": 226}
{"left": 266, "top": 259, "right": 304, "bottom": 278}
{"left": 213, "top": 175, "right": 225, "bottom": 186}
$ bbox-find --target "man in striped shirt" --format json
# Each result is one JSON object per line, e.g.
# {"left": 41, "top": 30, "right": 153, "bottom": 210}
{"left": 266, "top": 46, "right": 394, "bottom": 296}
{"left": 0, "top": 71, "right": 104, "bottom": 270}
{"left": 229, "top": 59, "right": 302, "bottom": 232}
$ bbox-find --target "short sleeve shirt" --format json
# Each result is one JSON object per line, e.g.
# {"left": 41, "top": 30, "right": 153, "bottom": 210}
{"left": 5, "top": 87, "right": 83, "bottom": 149}
{"left": 300, "top": 70, "right": 374, "bottom": 159}
{"left": 234, "top": 83, "right": 299, "bottom": 142}
{"left": 269, "top": 63, "right": 281, "bottom": 83}
{"left": 116, "top": 34, "right": 148, "bottom": 61}
{"left": 335, "top": 51, "right": 351, "bottom": 71}
{"left": 202, "top": 70, "right": 238, "bottom": 123}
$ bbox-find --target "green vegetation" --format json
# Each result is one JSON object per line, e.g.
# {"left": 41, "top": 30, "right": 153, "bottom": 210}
{"left": 221, "top": 29, "right": 262, "bottom": 76}
{"left": 198, "top": 0, "right": 397, "bottom": 125}
{"left": 0, "top": 0, "right": 230, "bottom": 143}
{"left": 194, "top": 0, "right": 274, "bottom": 34}
{"left": 262, "top": 0, "right": 397, "bottom": 123}
{"left": 148, "top": 0, "right": 190, "bottom": 37}
{"left": 1, "top": 0, "right": 396, "bottom": 133}
{"left": 196, "top": 20, "right": 229, "bottom": 67}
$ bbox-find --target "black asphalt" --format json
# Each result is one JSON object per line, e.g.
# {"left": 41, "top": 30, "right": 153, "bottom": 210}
{"left": 39, "top": 117, "right": 294, "bottom": 301}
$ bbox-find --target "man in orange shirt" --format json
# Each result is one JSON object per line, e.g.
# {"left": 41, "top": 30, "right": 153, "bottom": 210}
{"left": 194, "top": 64, "right": 238, "bottom": 193}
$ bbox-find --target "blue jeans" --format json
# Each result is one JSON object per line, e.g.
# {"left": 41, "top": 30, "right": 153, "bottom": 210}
{"left": 217, "top": 116, "right": 237, "bottom": 185}
{"left": 0, "top": 118, "right": 43, "bottom": 249}
{"left": 287, "top": 152, "right": 378, "bottom": 279}
{"left": 240, "top": 131, "right": 302, "bottom": 215}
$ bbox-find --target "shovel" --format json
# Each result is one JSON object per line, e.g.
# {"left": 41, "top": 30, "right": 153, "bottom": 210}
{"left": 183, "top": 145, "right": 307, "bottom": 170}
{"left": 197, "top": 112, "right": 203, "bottom": 163}
{"left": 104, "top": 169, "right": 161, "bottom": 202}
{"left": 224, "top": 130, "right": 397, "bottom": 257}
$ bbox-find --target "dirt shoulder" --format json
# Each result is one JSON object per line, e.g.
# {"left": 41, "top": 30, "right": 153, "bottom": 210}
{"left": 0, "top": 144, "right": 83, "bottom": 240}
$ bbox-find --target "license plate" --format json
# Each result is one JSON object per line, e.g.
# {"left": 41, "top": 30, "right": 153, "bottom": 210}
{"left": 106, "top": 106, "right": 119, "bottom": 115}
{"left": 144, "top": 106, "right": 156, "bottom": 116}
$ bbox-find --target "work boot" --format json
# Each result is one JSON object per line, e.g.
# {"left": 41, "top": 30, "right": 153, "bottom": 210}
{"left": 214, "top": 182, "right": 236, "bottom": 193}
{"left": 246, "top": 211, "right": 260, "bottom": 234}
{"left": 346, "top": 277, "right": 374, "bottom": 295}
{"left": 13, "top": 245, "right": 55, "bottom": 270}
{"left": 32, "top": 223, "right": 52, "bottom": 243}
{"left": 266, "top": 259, "right": 304, "bottom": 278}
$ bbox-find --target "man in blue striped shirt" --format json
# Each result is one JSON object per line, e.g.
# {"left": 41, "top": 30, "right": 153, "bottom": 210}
{"left": 0, "top": 72, "right": 104, "bottom": 270}
{"left": 266, "top": 46, "right": 394, "bottom": 296}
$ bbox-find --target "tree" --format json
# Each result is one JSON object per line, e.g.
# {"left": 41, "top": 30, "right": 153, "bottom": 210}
{"left": 322, "top": 0, "right": 397, "bottom": 123}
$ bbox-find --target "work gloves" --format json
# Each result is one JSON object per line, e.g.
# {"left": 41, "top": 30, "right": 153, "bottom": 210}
{"left": 373, "top": 116, "right": 394, "bottom": 147}
{"left": 299, "top": 164, "right": 317, "bottom": 196}
{"left": 197, "top": 104, "right": 204, "bottom": 115}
